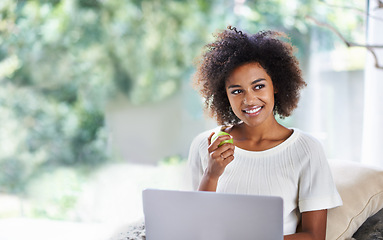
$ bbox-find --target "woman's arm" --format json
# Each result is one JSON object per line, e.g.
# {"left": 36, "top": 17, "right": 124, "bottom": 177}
{"left": 198, "top": 132, "right": 235, "bottom": 191}
{"left": 284, "top": 209, "right": 327, "bottom": 240}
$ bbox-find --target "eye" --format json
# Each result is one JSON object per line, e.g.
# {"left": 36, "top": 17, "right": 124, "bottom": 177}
{"left": 230, "top": 89, "right": 243, "bottom": 95}
{"left": 255, "top": 84, "right": 265, "bottom": 90}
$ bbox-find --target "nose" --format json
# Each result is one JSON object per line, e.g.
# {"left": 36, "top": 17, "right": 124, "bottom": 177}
{"left": 243, "top": 91, "right": 258, "bottom": 105}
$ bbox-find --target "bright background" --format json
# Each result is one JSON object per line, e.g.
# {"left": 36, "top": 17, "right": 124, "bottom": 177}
{"left": 1, "top": 0, "right": 381, "bottom": 239}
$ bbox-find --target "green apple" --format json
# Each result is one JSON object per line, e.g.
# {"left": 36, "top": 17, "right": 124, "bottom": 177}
{"left": 212, "top": 131, "right": 233, "bottom": 147}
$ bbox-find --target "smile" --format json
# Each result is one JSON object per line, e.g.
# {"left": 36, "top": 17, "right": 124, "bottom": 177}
{"left": 243, "top": 106, "right": 262, "bottom": 114}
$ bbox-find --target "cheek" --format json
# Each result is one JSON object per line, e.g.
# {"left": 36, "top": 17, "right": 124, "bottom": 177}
{"left": 227, "top": 98, "right": 235, "bottom": 112}
{"left": 268, "top": 93, "right": 275, "bottom": 103}
{"left": 264, "top": 90, "right": 275, "bottom": 104}
{"left": 229, "top": 99, "right": 244, "bottom": 117}
{"left": 227, "top": 95, "right": 238, "bottom": 106}
{"left": 226, "top": 96, "right": 238, "bottom": 111}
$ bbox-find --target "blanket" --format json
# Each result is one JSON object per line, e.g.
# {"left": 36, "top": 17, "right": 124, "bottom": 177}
{"left": 352, "top": 208, "right": 383, "bottom": 240}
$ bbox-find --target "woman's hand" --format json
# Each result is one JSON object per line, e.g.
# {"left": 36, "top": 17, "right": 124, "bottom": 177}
{"left": 198, "top": 132, "right": 235, "bottom": 191}
{"left": 206, "top": 132, "right": 235, "bottom": 179}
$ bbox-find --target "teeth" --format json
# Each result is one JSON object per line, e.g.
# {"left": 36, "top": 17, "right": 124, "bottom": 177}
{"left": 245, "top": 107, "right": 261, "bottom": 114}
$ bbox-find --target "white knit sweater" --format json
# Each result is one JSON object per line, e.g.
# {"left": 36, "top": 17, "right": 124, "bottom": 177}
{"left": 188, "top": 126, "right": 342, "bottom": 235}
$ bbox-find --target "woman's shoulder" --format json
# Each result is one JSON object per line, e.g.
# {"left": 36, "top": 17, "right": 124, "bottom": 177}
{"left": 289, "top": 128, "right": 326, "bottom": 157}
{"left": 292, "top": 128, "right": 320, "bottom": 144}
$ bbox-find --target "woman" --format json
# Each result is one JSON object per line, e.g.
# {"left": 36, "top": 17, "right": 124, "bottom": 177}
{"left": 188, "top": 26, "right": 342, "bottom": 239}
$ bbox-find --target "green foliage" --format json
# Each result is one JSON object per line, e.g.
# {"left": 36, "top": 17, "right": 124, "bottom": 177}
{"left": 159, "top": 155, "right": 186, "bottom": 166}
{"left": 0, "top": 157, "right": 26, "bottom": 194}
{"left": 27, "top": 167, "right": 84, "bottom": 220}
{"left": 0, "top": 0, "right": 239, "bottom": 196}
{"left": 0, "top": 0, "right": 363, "bottom": 216}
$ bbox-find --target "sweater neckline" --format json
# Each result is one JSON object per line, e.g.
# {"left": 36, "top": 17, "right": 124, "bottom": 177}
{"left": 233, "top": 128, "right": 299, "bottom": 156}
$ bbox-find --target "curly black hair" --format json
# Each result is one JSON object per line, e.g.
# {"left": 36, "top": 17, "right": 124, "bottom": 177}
{"left": 193, "top": 26, "right": 307, "bottom": 125}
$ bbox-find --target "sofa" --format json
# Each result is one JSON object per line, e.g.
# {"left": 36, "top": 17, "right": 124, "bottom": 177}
{"left": 113, "top": 160, "right": 383, "bottom": 240}
{"left": 326, "top": 160, "right": 383, "bottom": 240}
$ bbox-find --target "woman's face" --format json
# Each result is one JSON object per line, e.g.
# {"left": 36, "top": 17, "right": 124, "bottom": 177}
{"left": 225, "top": 62, "right": 276, "bottom": 128}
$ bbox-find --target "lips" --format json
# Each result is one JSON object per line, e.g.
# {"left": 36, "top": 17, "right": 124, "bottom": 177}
{"left": 242, "top": 106, "right": 262, "bottom": 115}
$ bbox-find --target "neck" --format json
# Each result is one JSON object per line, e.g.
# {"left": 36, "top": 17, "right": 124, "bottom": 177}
{"left": 235, "top": 117, "right": 286, "bottom": 141}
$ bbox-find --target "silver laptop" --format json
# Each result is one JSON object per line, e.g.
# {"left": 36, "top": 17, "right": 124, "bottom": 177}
{"left": 142, "top": 189, "right": 283, "bottom": 240}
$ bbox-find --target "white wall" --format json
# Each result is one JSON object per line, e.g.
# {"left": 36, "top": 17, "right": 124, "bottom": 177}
{"left": 105, "top": 89, "right": 215, "bottom": 165}
{"left": 294, "top": 65, "right": 364, "bottom": 162}
{"left": 362, "top": 0, "right": 383, "bottom": 167}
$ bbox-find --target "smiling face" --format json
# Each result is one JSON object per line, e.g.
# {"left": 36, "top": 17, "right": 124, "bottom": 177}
{"left": 225, "top": 62, "right": 276, "bottom": 128}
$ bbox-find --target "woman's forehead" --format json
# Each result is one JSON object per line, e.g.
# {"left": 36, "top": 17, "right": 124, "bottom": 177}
{"left": 226, "top": 62, "right": 272, "bottom": 84}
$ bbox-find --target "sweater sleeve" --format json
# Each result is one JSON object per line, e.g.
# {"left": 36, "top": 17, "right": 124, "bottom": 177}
{"left": 298, "top": 135, "right": 343, "bottom": 212}
{"left": 187, "top": 133, "right": 207, "bottom": 191}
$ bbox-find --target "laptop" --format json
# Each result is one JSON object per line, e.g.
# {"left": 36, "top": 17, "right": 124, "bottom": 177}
{"left": 142, "top": 189, "right": 283, "bottom": 240}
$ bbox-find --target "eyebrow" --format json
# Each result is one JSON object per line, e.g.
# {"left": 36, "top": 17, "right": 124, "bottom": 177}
{"left": 227, "top": 78, "right": 266, "bottom": 89}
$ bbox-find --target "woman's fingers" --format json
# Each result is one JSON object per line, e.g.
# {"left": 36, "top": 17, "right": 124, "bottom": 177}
{"left": 205, "top": 132, "right": 235, "bottom": 179}
{"left": 220, "top": 147, "right": 235, "bottom": 160}
{"left": 208, "top": 133, "right": 234, "bottom": 152}
{"left": 222, "top": 155, "right": 235, "bottom": 167}
{"left": 209, "top": 142, "right": 235, "bottom": 163}
{"left": 207, "top": 132, "right": 214, "bottom": 146}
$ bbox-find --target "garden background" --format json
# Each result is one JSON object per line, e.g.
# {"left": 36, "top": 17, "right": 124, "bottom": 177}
{"left": 0, "top": 0, "right": 372, "bottom": 239}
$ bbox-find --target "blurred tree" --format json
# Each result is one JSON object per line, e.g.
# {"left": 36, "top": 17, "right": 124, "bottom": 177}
{"left": 0, "top": 0, "right": 364, "bottom": 197}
